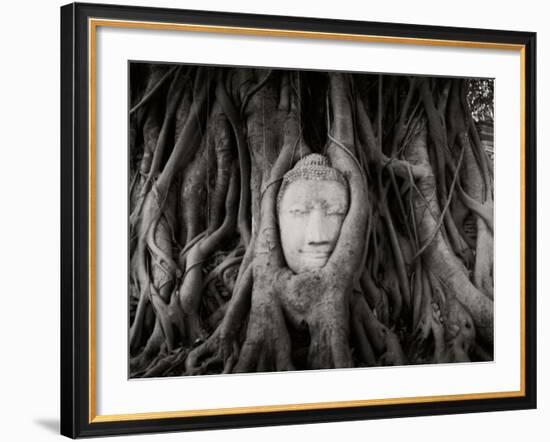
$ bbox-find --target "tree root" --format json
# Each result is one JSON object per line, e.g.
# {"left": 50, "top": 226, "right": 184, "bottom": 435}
{"left": 405, "top": 124, "right": 493, "bottom": 344}
{"left": 178, "top": 165, "right": 239, "bottom": 345}
{"left": 351, "top": 291, "right": 406, "bottom": 366}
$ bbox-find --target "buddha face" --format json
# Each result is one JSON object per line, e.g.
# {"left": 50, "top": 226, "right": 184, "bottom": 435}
{"left": 278, "top": 179, "right": 349, "bottom": 273}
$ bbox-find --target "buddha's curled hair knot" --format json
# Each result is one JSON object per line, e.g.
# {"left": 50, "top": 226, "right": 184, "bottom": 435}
{"left": 276, "top": 154, "right": 347, "bottom": 211}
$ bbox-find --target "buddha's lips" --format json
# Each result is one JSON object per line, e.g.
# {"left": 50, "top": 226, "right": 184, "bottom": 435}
{"left": 299, "top": 250, "right": 331, "bottom": 258}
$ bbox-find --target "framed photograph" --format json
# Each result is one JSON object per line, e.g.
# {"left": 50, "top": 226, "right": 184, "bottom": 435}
{"left": 60, "top": 2, "right": 536, "bottom": 438}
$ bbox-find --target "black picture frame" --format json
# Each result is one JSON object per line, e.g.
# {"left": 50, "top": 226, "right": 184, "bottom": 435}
{"left": 60, "top": 2, "right": 537, "bottom": 438}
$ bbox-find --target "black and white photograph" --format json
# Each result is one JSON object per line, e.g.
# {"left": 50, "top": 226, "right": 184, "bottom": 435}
{"left": 0, "top": 0, "right": 543, "bottom": 439}
{"left": 128, "top": 63, "right": 495, "bottom": 378}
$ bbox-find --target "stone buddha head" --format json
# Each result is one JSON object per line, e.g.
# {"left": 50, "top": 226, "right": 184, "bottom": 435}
{"left": 277, "top": 154, "right": 349, "bottom": 273}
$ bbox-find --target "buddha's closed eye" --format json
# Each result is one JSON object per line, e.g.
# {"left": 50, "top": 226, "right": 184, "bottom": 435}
{"left": 289, "top": 206, "right": 346, "bottom": 216}
{"left": 327, "top": 209, "right": 347, "bottom": 216}
{"left": 289, "top": 208, "right": 308, "bottom": 216}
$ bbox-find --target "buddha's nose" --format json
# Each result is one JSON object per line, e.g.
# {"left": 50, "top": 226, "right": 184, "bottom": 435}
{"left": 305, "top": 208, "right": 328, "bottom": 245}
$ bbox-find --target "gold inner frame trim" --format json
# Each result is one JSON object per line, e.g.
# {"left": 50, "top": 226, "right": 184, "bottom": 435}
{"left": 88, "top": 17, "right": 527, "bottom": 424}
